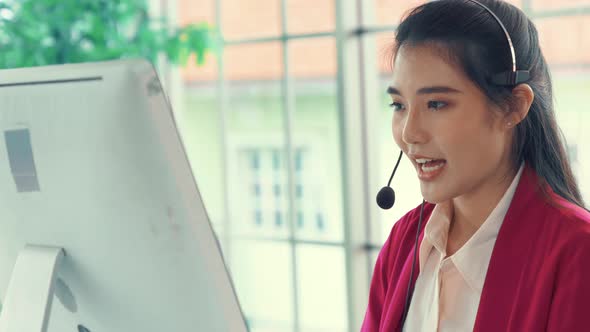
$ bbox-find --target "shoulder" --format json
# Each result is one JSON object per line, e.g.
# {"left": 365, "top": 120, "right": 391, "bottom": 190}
{"left": 513, "top": 165, "right": 590, "bottom": 253}
{"left": 543, "top": 193, "right": 590, "bottom": 241}
{"left": 540, "top": 193, "right": 590, "bottom": 264}
{"left": 522, "top": 165, "right": 590, "bottom": 241}
{"left": 536, "top": 199, "right": 590, "bottom": 329}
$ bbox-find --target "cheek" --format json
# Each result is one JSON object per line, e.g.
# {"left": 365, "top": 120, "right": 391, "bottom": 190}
{"left": 443, "top": 116, "right": 503, "bottom": 161}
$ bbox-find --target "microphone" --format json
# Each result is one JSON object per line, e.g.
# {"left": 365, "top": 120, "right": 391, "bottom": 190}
{"left": 376, "top": 150, "right": 404, "bottom": 209}
{"left": 375, "top": 149, "right": 425, "bottom": 329}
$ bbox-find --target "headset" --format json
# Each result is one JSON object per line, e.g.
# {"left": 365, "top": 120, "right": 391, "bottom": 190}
{"left": 375, "top": 0, "right": 530, "bottom": 329}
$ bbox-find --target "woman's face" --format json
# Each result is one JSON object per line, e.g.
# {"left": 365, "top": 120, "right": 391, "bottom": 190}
{"left": 390, "top": 44, "right": 513, "bottom": 204}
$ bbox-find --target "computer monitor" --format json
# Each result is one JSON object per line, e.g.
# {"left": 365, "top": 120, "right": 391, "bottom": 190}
{"left": 0, "top": 59, "right": 248, "bottom": 332}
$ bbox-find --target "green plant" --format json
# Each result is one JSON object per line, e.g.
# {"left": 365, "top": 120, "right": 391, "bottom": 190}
{"left": 0, "top": 0, "right": 214, "bottom": 68}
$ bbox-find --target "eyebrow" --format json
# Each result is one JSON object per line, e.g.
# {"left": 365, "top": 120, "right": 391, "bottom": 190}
{"left": 386, "top": 86, "right": 463, "bottom": 96}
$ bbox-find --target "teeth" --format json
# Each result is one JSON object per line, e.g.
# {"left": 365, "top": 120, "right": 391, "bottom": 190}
{"left": 422, "top": 163, "right": 445, "bottom": 172}
{"left": 416, "top": 158, "right": 434, "bottom": 164}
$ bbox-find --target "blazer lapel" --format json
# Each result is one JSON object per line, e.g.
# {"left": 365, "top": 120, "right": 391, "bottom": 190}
{"left": 473, "top": 164, "right": 544, "bottom": 331}
{"left": 384, "top": 206, "right": 432, "bottom": 332}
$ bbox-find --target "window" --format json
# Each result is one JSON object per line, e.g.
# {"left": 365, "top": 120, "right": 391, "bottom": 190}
{"left": 172, "top": 0, "right": 590, "bottom": 331}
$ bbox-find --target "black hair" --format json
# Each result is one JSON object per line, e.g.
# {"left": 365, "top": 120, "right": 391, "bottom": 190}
{"left": 392, "top": 0, "right": 586, "bottom": 209}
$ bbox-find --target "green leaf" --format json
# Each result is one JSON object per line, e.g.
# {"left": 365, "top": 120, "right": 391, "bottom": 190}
{"left": 0, "top": 0, "right": 213, "bottom": 69}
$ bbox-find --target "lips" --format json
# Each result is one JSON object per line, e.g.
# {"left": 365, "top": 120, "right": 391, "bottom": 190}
{"left": 410, "top": 155, "right": 446, "bottom": 166}
{"left": 415, "top": 158, "right": 446, "bottom": 172}
{"left": 408, "top": 154, "right": 447, "bottom": 181}
{"left": 420, "top": 159, "right": 446, "bottom": 170}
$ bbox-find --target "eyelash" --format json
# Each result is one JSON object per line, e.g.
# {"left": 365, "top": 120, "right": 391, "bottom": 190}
{"left": 388, "top": 102, "right": 404, "bottom": 112}
{"left": 388, "top": 101, "right": 448, "bottom": 112}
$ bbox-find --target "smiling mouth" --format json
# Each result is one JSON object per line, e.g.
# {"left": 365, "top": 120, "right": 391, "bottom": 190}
{"left": 416, "top": 158, "right": 446, "bottom": 169}
{"left": 415, "top": 158, "right": 447, "bottom": 180}
{"left": 417, "top": 159, "right": 446, "bottom": 172}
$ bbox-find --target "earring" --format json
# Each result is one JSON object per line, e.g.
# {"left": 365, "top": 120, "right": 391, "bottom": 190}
{"left": 506, "top": 121, "right": 513, "bottom": 128}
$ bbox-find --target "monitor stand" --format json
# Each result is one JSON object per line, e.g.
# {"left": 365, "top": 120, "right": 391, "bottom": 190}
{"left": 0, "top": 245, "right": 64, "bottom": 332}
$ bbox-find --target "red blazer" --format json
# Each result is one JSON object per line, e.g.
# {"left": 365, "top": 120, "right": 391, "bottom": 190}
{"left": 361, "top": 164, "right": 590, "bottom": 331}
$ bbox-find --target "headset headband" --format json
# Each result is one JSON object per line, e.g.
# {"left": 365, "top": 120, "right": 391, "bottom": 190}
{"left": 466, "top": 0, "right": 530, "bottom": 85}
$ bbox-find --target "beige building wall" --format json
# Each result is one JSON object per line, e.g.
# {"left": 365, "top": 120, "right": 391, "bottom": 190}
{"left": 180, "top": 0, "right": 590, "bottom": 82}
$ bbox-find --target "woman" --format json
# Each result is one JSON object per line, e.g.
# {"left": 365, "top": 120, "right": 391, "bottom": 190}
{"left": 362, "top": 0, "right": 590, "bottom": 331}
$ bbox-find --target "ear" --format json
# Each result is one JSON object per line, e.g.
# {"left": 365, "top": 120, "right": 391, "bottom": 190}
{"left": 504, "top": 84, "right": 534, "bottom": 129}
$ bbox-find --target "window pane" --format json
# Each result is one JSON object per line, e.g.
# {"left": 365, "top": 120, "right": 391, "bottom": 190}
{"left": 221, "top": 0, "right": 281, "bottom": 39}
{"left": 289, "top": 38, "right": 344, "bottom": 243}
{"left": 222, "top": 43, "right": 289, "bottom": 239}
{"left": 182, "top": 52, "right": 218, "bottom": 86}
{"left": 374, "top": 0, "right": 426, "bottom": 26}
{"left": 178, "top": 35, "right": 224, "bottom": 237}
{"left": 532, "top": 0, "right": 590, "bottom": 11}
{"left": 226, "top": 83, "right": 290, "bottom": 238}
{"left": 376, "top": 33, "right": 395, "bottom": 74}
{"left": 296, "top": 245, "right": 348, "bottom": 332}
{"left": 290, "top": 38, "right": 337, "bottom": 78}
{"left": 504, "top": 0, "right": 523, "bottom": 8}
{"left": 536, "top": 14, "right": 590, "bottom": 204}
{"left": 225, "top": 42, "right": 283, "bottom": 80}
{"left": 287, "top": 0, "right": 335, "bottom": 34}
{"left": 536, "top": 16, "right": 590, "bottom": 65}
{"left": 178, "top": 0, "right": 214, "bottom": 25}
{"left": 182, "top": 81, "right": 225, "bottom": 233}
{"left": 177, "top": 0, "right": 217, "bottom": 82}
{"left": 552, "top": 72, "right": 590, "bottom": 204}
{"left": 182, "top": 41, "right": 295, "bottom": 331}
{"left": 374, "top": 0, "right": 524, "bottom": 26}
{"left": 231, "top": 240, "right": 294, "bottom": 332}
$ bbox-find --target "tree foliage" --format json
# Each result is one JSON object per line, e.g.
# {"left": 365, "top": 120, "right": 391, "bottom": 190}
{"left": 0, "top": 0, "right": 214, "bottom": 68}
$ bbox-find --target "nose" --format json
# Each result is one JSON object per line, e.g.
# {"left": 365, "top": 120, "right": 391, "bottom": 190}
{"left": 401, "top": 109, "right": 428, "bottom": 145}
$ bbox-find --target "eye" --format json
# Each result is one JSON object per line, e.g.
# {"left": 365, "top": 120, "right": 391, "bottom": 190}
{"left": 389, "top": 101, "right": 405, "bottom": 112}
{"left": 427, "top": 100, "right": 447, "bottom": 111}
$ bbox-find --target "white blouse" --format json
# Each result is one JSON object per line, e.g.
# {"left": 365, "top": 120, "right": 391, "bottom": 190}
{"left": 403, "top": 164, "right": 524, "bottom": 331}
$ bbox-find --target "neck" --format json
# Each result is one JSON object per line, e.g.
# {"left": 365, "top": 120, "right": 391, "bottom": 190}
{"left": 447, "top": 163, "right": 518, "bottom": 254}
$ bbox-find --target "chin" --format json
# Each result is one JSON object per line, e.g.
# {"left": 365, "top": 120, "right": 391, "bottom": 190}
{"left": 419, "top": 184, "right": 455, "bottom": 204}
